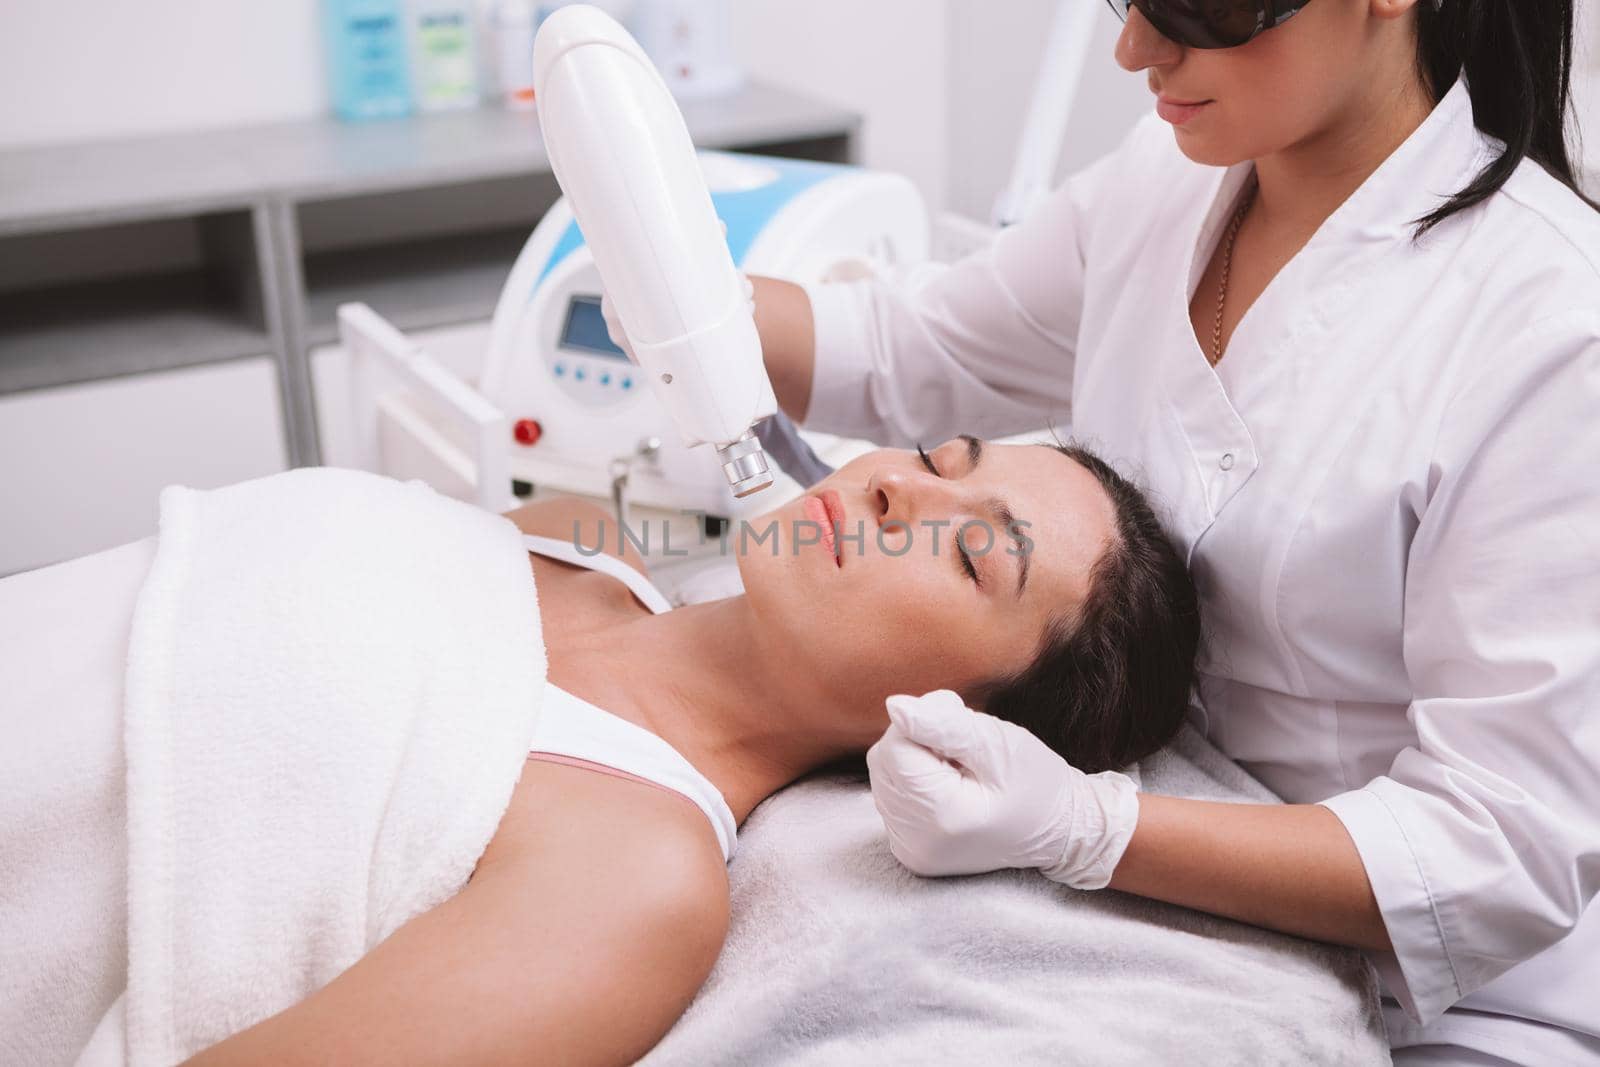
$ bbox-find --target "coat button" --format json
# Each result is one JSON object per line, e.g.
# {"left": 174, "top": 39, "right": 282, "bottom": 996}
{"left": 1219, "top": 452, "right": 1236, "bottom": 471}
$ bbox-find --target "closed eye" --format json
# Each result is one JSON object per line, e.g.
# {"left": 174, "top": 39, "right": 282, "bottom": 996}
{"left": 915, "top": 442, "right": 981, "bottom": 586}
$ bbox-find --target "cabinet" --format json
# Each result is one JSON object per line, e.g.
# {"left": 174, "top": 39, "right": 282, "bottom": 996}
{"left": 0, "top": 85, "right": 859, "bottom": 575}
{"left": 0, "top": 360, "right": 288, "bottom": 574}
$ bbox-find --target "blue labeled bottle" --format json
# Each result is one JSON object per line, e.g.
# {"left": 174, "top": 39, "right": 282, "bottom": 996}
{"left": 323, "top": 0, "right": 414, "bottom": 121}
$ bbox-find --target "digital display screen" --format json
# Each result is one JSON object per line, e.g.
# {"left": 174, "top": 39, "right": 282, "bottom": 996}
{"left": 559, "top": 294, "right": 630, "bottom": 359}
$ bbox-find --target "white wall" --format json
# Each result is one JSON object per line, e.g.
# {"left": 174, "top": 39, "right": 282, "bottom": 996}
{"left": 945, "top": 0, "right": 1149, "bottom": 221}
{"left": 1574, "top": 0, "right": 1600, "bottom": 192}
{"left": 0, "top": 0, "right": 1595, "bottom": 202}
{"left": 727, "top": 0, "right": 1151, "bottom": 220}
{"left": 727, "top": 0, "right": 1151, "bottom": 221}
{"left": 0, "top": 1, "right": 326, "bottom": 148}
{"left": 729, "top": 0, "right": 950, "bottom": 209}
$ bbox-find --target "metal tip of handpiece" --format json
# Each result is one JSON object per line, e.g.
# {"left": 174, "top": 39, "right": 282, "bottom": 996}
{"left": 718, "top": 429, "right": 774, "bottom": 499}
{"left": 730, "top": 474, "right": 774, "bottom": 498}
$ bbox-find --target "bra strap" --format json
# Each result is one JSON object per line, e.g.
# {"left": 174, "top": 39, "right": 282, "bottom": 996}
{"left": 522, "top": 534, "right": 674, "bottom": 615}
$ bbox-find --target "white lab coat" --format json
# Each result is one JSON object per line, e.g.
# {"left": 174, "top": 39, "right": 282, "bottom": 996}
{"left": 801, "top": 80, "right": 1600, "bottom": 1065}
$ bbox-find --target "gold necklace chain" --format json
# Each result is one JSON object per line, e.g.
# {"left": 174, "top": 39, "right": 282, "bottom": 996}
{"left": 1210, "top": 181, "right": 1258, "bottom": 367}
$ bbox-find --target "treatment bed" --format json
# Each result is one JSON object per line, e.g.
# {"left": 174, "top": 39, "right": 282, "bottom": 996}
{"left": 0, "top": 469, "right": 1388, "bottom": 1066}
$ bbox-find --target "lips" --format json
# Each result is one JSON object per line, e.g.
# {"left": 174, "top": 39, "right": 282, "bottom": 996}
{"left": 1155, "top": 95, "right": 1211, "bottom": 125}
{"left": 804, "top": 490, "right": 846, "bottom": 567}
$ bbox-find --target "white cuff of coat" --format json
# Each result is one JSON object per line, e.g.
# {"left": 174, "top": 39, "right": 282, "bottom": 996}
{"left": 799, "top": 279, "right": 881, "bottom": 441}
{"left": 1319, "top": 785, "right": 1463, "bottom": 1026}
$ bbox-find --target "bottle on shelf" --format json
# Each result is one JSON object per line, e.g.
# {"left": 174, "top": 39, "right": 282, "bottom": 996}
{"left": 323, "top": 0, "right": 415, "bottom": 121}
{"left": 490, "top": 0, "right": 638, "bottom": 113}
{"left": 492, "top": 0, "right": 539, "bottom": 110}
{"left": 630, "top": 0, "right": 742, "bottom": 102}
{"left": 409, "top": 0, "right": 481, "bottom": 111}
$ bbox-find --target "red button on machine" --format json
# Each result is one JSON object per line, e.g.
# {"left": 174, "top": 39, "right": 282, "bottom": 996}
{"left": 513, "top": 418, "right": 543, "bottom": 446}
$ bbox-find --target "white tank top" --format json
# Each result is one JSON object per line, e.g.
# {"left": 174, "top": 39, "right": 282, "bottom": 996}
{"left": 522, "top": 534, "right": 737, "bottom": 861}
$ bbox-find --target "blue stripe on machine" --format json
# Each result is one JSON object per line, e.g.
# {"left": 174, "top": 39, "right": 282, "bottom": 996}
{"left": 533, "top": 154, "right": 849, "bottom": 290}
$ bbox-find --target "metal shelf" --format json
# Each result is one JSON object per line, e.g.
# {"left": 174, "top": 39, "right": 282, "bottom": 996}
{"left": 0, "top": 83, "right": 860, "bottom": 236}
{"left": 0, "top": 270, "right": 273, "bottom": 393}
{"left": 302, "top": 227, "right": 529, "bottom": 345}
{"left": 0, "top": 83, "right": 860, "bottom": 466}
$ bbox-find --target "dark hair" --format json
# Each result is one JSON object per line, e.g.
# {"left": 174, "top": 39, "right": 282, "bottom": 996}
{"left": 973, "top": 444, "right": 1201, "bottom": 774}
{"left": 1414, "top": 0, "right": 1598, "bottom": 234}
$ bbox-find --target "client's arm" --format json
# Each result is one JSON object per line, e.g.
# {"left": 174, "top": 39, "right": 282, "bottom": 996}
{"left": 184, "top": 761, "right": 730, "bottom": 1066}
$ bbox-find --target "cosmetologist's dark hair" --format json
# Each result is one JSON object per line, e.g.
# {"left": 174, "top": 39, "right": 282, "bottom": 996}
{"left": 974, "top": 444, "right": 1201, "bottom": 775}
{"left": 1414, "top": 0, "right": 1598, "bottom": 233}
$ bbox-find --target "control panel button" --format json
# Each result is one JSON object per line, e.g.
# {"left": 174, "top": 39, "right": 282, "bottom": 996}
{"left": 513, "top": 418, "right": 543, "bottom": 447}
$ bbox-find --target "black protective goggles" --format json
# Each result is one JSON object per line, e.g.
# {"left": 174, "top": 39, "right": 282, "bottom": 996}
{"left": 1103, "top": 0, "right": 1315, "bottom": 49}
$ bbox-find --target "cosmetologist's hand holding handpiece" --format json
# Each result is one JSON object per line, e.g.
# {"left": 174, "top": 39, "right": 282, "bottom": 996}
{"left": 866, "top": 690, "right": 1141, "bottom": 889}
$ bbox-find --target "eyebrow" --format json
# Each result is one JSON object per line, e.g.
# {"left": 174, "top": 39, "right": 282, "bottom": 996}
{"left": 957, "top": 435, "right": 1030, "bottom": 598}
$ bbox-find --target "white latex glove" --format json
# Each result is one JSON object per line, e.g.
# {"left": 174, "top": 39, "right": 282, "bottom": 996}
{"left": 599, "top": 219, "right": 752, "bottom": 362}
{"left": 865, "top": 689, "right": 1142, "bottom": 889}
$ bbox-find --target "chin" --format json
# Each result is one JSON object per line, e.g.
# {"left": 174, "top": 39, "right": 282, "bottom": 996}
{"left": 732, "top": 520, "right": 808, "bottom": 616}
{"left": 1169, "top": 127, "right": 1246, "bottom": 168}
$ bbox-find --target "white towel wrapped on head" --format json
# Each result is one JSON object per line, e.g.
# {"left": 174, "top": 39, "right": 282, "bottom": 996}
{"left": 77, "top": 467, "right": 544, "bottom": 1066}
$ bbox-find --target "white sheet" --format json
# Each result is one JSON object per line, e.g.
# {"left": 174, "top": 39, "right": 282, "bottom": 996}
{"left": 0, "top": 538, "right": 155, "bottom": 1067}
{"left": 642, "top": 728, "right": 1391, "bottom": 1066}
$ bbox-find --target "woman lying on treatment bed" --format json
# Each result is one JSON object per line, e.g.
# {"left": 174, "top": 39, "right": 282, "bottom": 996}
{"left": 183, "top": 436, "right": 1199, "bottom": 1066}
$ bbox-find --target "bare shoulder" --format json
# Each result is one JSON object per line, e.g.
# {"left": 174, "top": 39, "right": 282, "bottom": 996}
{"left": 183, "top": 760, "right": 730, "bottom": 1067}
{"left": 485, "top": 756, "right": 729, "bottom": 915}
{"left": 501, "top": 496, "right": 648, "bottom": 577}
{"left": 484, "top": 756, "right": 731, "bottom": 948}
{"left": 473, "top": 758, "right": 731, "bottom": 1061}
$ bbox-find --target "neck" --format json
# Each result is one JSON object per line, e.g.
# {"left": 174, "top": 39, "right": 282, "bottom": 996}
{"left": 565, "top": 596, "right": 866, "bottom": 823}
{"left": 1250, "top": 73, "right": 1435, "bottom": 238}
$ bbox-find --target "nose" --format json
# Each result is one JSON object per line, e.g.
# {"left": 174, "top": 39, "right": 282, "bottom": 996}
{"left": 867, "top": 465, "right": 958, "bottom": 530}
{"left": 1114, "top": 5, "right": 1183, "bottom": 73}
